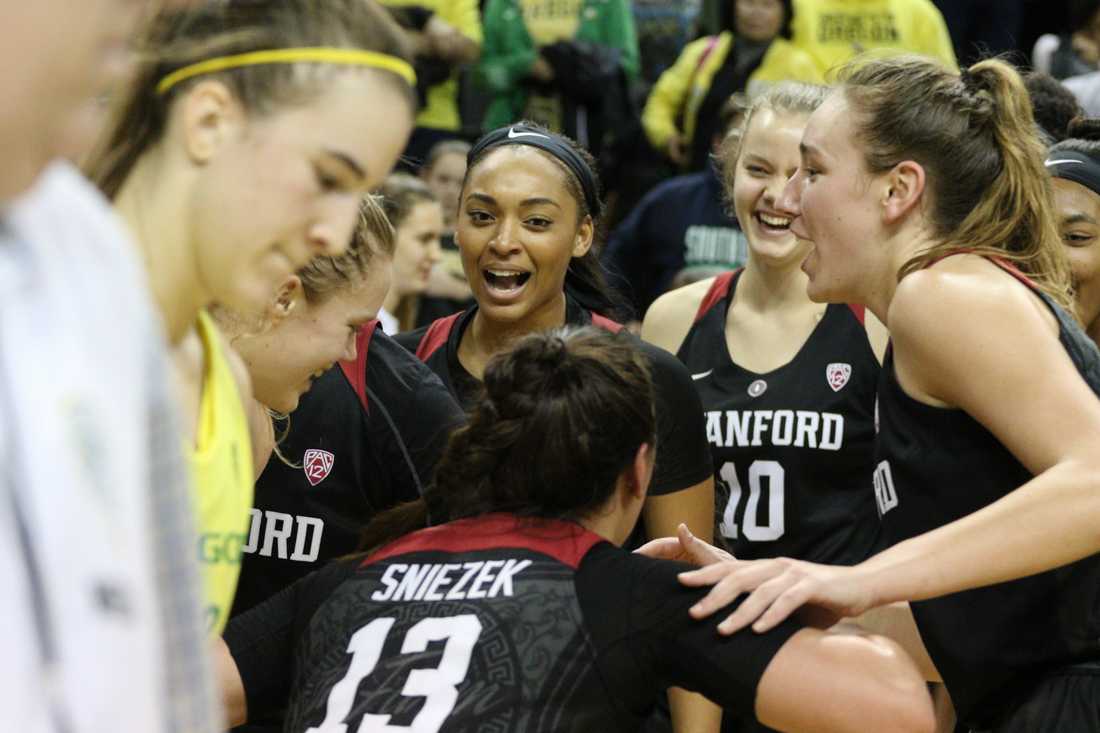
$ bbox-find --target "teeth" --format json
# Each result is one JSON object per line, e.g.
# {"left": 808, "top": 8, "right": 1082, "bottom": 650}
{"left": 487, "top": 269, "right": 525, "bottom": 276}
{"left": 759, "top": 213, "right": 791, "bottom": 227}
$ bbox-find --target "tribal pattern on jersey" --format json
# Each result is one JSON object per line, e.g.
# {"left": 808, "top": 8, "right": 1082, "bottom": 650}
{"left": 677, "top": 270, "right": 881, "bottom": 564}
{"left": 284, "top": 517, "right": 622, "bottom": 733}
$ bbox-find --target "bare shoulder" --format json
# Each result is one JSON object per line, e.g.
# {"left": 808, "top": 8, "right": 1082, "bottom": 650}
{"left": 641, "top": 277, "right": 716, "bottom": 354}
{"left": 888, "top": 256, "right": 1054, "bottom": 344}
{"left": 888, "top": 255, "right": 1060, "bottom": 404}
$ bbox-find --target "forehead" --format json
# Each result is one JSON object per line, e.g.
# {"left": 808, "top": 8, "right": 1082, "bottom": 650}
{"left": 465, "top": 146, "right": 572, "bottom": 199}
{"left": 430, "top": 152, "right": 467, "bottom": 176}
{"left": 1053, "top": 177, "right": 1100, "bottom": 217}
{"left": 742, "top": 108, "right": 808, "bottom": 157}
{"left": 803, "top": 91, "right": 857, "bottom": 156}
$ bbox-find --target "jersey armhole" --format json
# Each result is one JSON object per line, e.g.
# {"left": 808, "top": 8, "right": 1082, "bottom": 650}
{"left": 339, "top": 320, "right": 379, "bottom": 413}
{"left": 694, "top": 269, "right": 739, "bottom": 323}
{"left": 415, "top": 312, "right": 463, "bottom": 362}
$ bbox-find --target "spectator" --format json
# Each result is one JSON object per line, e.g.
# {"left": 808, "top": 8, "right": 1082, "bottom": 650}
{"left": 381, "top": 0, "right": 483, "bottom": 166}
{"left": 789, "top": 0, "right": 957, "bottom": 75}
{"left": 608, "top": 94, "right": 752, "bottom": 317}
{"left": 417, "top": 140, "right": 476, "bottom": 325}
{"left": 478, "top": 0, "right": 640, "bottom": 156}
{"left": 1033, "top": 0, "right": 1100, "bottom": 80}
{"left": 643, "top": 0, "right": 820, "bottom": 172}
{"left": 1024, "top": 71, "right": 1083, "bottom": 145}
{"left": 932, "top": 0, "right": 1023, "bottom": 67}
{"left": 378, "top": 174, "right": 445, "bottom": 333}
{"left": 633, "top": 0, "right": 703, "bottom": 91}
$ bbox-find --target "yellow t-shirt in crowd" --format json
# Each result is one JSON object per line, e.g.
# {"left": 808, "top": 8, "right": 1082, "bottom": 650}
{"left": 188, "top": 310, "right": 254, "bottom": 634}
{"left": 791, "top": 0, "right": 957, "bottom": 76}
{"left": 381, "top": 0, "right": 483, "bottom": 131}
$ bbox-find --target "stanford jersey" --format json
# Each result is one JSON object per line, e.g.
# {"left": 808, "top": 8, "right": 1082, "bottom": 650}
{"left": 677, "top": 270, "right": 881, "bottom": 564}
{"left": 394, "top": 298, "right": 713, "bottom": 500}
{"left": 225, "top": 514, "right": 802, "bottom": 732}
{"left": 875, "top": 260, "right": 1100, "bottom": 728}
{"left": 231, "top": 323, "right": 465, "bottom": 619}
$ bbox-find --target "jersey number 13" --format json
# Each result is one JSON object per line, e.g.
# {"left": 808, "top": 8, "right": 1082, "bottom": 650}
{"left": 307, "top": 614, "right": 483, "bottom": 733}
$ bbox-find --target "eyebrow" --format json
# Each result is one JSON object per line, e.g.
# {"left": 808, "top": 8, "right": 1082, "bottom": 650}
{"left": 467, "top": 192, "right": 562, "bottom": 209}
{"left": 1064, "top": 212, "right": 1099, "bottom": 226}
{"left": 322, "top": 149, "right": 367, "bottom": 181}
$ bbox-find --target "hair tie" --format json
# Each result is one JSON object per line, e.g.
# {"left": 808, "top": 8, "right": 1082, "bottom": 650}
{"left": 156, "top": 47, "right": 416, "bottom": 95}
{"left": 468, "top": 124, "right": 602, "bottom": 219}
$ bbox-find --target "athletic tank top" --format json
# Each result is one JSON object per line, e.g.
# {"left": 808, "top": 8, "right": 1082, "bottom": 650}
{"left": 225, "top": 514, "right": 801, "bottom": 733}
{"left": 875, "top": 260, "right": 1100, "bottom": 726}
{"left": 677, "top": 269, "right": 881, "bottom": 563}
{"left": 188, "top": 309, "right": 254, "bottom": 633}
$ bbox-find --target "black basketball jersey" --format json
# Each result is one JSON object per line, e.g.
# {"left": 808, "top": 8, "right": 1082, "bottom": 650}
{"left": 224, "top": 514, "right": 803, "bottom": 733}
{"left": 677, "top": 270, "right": 881, "bottom": 564}
{"left": 230, "top": 323, "right": 465, "bottom": 618}
{"left": 875, "top": 261, "right": 1100, "bottom": 727}
{"left": 394, "top": 299, "right": 714, "bottom": 499}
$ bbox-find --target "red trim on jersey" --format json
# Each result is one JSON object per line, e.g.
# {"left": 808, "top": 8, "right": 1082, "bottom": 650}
{"left": 363, "top": 513, "right": 605, "bottom": 569}
{"left": 847, "top": 304, "right": 866, "bottom": 325}
{"left": 926, "top": 251, "right": 1040, "bottom": 293}
{"left": 694, "top": 269, "right": 739, "bottom": 323}
{"left": 416, "top": 312, "right": 464, "bottom": 362}
{"left": 339, "top": 320, "right": 379, "bottom": 413}
{"left": 590, "top": 312, "right": 624, "bottom": 333}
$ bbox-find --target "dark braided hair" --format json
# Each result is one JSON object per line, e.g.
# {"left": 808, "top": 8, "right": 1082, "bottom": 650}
{"left": 358, "top": 326, "right": 656, "bottom": 550}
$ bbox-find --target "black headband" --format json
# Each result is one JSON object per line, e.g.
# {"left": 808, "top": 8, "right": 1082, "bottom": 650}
{"left": 1046, "top": 150, "right": 1100, "bottom": 198}
{"left": 468, "top": 124, "right": 602, "bottom": 219}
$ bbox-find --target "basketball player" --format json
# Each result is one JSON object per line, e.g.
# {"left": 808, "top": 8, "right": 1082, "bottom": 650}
{"left": 395, "top": 123, "right": 715, "bottom": 551}
{"left": 226, "top": 198, "right": 464, "bottom": 621}
{"left": 644, "top": 82, "right": 886, "bottom": 569}
{"left": 659, "top": 57, "right": 1100, "bottom": 732}
{"left": 1047, "top": 117, "right": 1100, "bottom": 347}
{"left": 83, "top": 0, "right": 418, "bottom": 633}
{"left": 217, "top": 327, "right": 935, "bottom": 733}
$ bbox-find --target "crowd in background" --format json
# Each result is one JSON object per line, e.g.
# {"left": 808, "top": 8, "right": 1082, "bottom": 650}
{"left": 380, "top": 0, "right": 1099, "bottom": 324}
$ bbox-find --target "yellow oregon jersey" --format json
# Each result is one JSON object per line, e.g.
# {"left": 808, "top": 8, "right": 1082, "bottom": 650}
{"left": 188, "top": 310, "right": 254, "bottom": 634}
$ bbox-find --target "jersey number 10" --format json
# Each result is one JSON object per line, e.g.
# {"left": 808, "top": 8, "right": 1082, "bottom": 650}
{"left": 719, "top": 460, "right": 785, "bottom": 541}
{"left": 307, "top": 614, "right": 483, "bottom": 733}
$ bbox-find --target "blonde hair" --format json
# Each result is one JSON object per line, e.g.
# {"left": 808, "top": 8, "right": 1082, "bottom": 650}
{"left": 839, "top": 55, "right": 1073, "bottom": 312}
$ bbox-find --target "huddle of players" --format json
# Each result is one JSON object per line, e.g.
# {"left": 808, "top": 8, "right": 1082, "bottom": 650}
{"left": 11, "top": 1, "right": 1100, "bottom": 732}
{"left": 225, "top": 53, "right": 1100, "bottom": 733}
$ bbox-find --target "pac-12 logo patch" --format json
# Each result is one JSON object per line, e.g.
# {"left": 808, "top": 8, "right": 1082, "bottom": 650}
{"left": 304, "top": 449, "right": 335, "bottom": 486}
{"left": 826, "top": 363, "right": 852, "bottom": 392}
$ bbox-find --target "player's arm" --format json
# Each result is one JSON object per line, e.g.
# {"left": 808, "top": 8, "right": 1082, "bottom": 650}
{"left": 214, "top": 636, "right": 247, "bottom": 727}
{"left": 632, "top": 556, "right": 934, "bottom": 733}
{"left": 676, "top": 261, "right": 1100, "bottom": 632}
{"left": 752, "top": 628, "right": 934, "bottom": 733}
{"left": 641, "top": 278, "right": 713, "bottom": 354}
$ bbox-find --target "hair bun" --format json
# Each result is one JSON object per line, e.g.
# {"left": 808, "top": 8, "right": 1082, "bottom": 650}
{"left": 1067, "top": 116, "right": 1100, "bottom": 142}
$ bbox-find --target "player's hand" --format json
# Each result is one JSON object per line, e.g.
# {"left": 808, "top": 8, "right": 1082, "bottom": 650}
{"left": 634, "top": 523, "right": 733, "bottom": 566}
{"left": 677, "top": 557, "right": 875, "bottom": 635}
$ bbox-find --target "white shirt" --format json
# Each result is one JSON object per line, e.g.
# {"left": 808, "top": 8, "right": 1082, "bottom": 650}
{"left": 0, "top": 163, "right": 220, "bottom": 733}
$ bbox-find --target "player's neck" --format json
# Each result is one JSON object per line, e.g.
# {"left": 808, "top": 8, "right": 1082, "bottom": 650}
{"left": 462, "top": 295, "right": 567, "bottom": 377}
{"left": 737, "top": 257, "right": 812, "bottom": 311}
{"left": 115, "top": 154, "right": 207, "bottom": 344}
